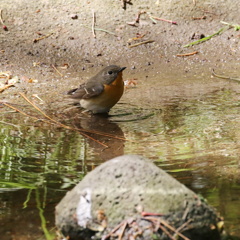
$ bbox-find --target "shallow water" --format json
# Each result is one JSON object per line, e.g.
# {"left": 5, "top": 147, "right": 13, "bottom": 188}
{"left": 1, "top": 74, "right": 240, "bottom": 239}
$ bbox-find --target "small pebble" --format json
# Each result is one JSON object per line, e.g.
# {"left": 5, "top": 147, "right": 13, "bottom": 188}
{"left": 71, "top": 14, "right": 78, "bottom": 20}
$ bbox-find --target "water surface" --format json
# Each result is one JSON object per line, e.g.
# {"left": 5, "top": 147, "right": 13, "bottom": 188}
{"left": 1, "top": 74, "right": 240, "bottom": 239}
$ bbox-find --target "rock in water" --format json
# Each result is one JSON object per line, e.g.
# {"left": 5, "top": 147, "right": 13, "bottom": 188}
{"left": 55, "top": 155, "right": 222, "bottom": 240}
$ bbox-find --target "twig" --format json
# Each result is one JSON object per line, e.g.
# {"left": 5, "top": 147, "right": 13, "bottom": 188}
{"left": 81, "top": 25, "right": 115, "bottom": 35}
{"left": 145, "top": 217, "right": 174, "bottom": 239}
{"left": 4, "top": 100, "right": 109, "bottom": 148}
{"left": 143, "top": 217, "right": 190, "bottom": 240}
{"left": 212, "top": 69, "right": 240, "bottom": 82}
{"left": 92, "top": 10, "right": 96, "bottom": 38}
{"left": 112, "top": 113, "right": 154, "bottom": 122}
{"left": 32, "top": 94, "right": 44, "bottom": 103}
{"left": 19, "top": 93, "right": 109, "bottom": 147}
{"left": 3, "top": 103, "right": 55, "bottom": 125}
{"left": 147, "top": 13, "right": 157, "bottom": 24}
{"left": 192, "top": 16, "right": 206, "bottom": 20}
{"left": 128, "top": 40, "right": 154, "bottom": 48}
{"left": 0, "top": 71, "right": 11, "bottom": 78}
{"left": 127, "top": 12, "right": 177, "bottom": 26}
{"left": 0, "top": 84, "right": 14, "bottom": 93}
{"left": 126, "top": 11, "right": 146, "bottom": 26}
{"left": 126, "top": 21, "right": 138, "bottom": 27}
{"left": 102, "top": 221, "right": 126, "bottom": 240}
{"left": 94, "top": 27, "right": 115, "bottom": 35}
{"left": 80, "top": 131, "right": 108, "bottom": 147}
{"left": 0, "top": 9, "right": 8, "bottom": 30}
{"left": 122, "top": 0, "right": 132, "bottom": 10}
{"left": 158, "top": 224, "right": 175, "bottom": 240}
{"left": 160, "top": 219, "right": 190, "bottom": 240}
{"left": 72, "top": 123, "right": 127, "bottom": 141}
{"left": 221, "top": 21, "right": 240, "bottom": 31}
{"left": 183, "top": 26, "right": 228, "bottom": 48}
{"left": 33, "top": 32, "right": 54, "bottom": 43}
{"left": 19, "top": 93, "right": 64, "bottom": 125}
{"left": 118, "top": 221, "right": 128, "bottom": 240}
{"left": 18, "top": 92, "right": 126, "bottom": 144}
{"left": 3, "top": 103, "right": 108, "bottom": 147}
{"left": 149, "top": 15, "right": 177, "bottom": 25}
{"left": 3, "top": 93, "right": 127, "bottom": 145}
{"left": 0, "top": 9, "right": 4, "bottom": 25}
{"left": 0, "top": 120, "right": 22, "bottom": 131}
{"left": 199, "top": 7, "right": 217, "bottom": 15}
{"left": 141, "top": 212, "right": 164, "bottom": 217}
{"left": 182, "top": 207, "right": 190, "bottom": 220}
{"left": 127, "top": 34, "right": 146, "bottom": 43}
{"left": 173, "top": 219, "right": 192, "bottom": 238}
{"left": 51, "top": 64, "right": 63, "bottom": 77}
{"left": 176, "top": 51, "right": 199, "bottom": 57}
{"left": 136, "top": 11, "right": 145, "bottom": 23}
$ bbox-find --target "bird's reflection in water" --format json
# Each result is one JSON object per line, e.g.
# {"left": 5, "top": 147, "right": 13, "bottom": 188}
{"left": 69, "top": 110, "right": 125, "bottom": 161}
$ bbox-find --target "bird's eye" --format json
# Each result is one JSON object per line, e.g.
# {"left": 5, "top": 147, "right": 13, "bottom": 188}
{"left": 108, "top": 71, "right": 113, "bottom": 75}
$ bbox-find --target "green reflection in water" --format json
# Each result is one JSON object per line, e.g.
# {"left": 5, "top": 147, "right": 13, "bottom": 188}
{"left": 0, "top": 88, "right": 240, "bottom": 238}
{"left": 36, "top": 187, "right": 55, "bottom": 240}
{"left": 23, "top": 188, "right": 33, "bottom": 209}
{"left": 0, "top": 124, "right": 87, "bottom": 189}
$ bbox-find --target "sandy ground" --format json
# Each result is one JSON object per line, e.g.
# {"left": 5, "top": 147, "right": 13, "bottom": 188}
{"left": 0, "top": 0, "right": 240, "bottom": 109}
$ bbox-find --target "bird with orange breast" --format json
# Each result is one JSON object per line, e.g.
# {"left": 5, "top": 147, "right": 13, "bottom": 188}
{"left": 67, "top": 65, "right": 126, "bottom": 114}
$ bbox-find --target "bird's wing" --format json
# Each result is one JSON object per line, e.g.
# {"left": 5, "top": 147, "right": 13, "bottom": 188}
{"left": 67, "top": 81, "right": 104, "bottom": 99}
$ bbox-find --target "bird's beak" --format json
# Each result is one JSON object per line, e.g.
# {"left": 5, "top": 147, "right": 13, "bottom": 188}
{"left": 119, "top": 67, "right": 126, "bottom": 72}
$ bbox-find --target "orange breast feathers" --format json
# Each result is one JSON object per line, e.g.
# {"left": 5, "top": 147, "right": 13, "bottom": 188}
{"left": 100, "top": 72, "right": 124, "bottom": 107}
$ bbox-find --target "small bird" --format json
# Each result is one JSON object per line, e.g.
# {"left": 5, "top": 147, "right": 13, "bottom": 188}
{"left": 67, "top": 65, "right": 126, "bottom": 114}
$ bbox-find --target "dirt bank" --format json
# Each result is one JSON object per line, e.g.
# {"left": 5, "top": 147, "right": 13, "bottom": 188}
{"left": 0, "top": 0, "right": 240, "bottom": 108}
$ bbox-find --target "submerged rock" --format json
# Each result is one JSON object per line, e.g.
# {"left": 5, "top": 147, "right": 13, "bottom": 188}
{"left": 55, "top": 155, "right": 222, "bottom": 240}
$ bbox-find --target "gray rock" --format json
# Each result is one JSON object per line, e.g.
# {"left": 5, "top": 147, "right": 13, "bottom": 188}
{"left": 55, "top": 155, "right": 222, "bottom": 240}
